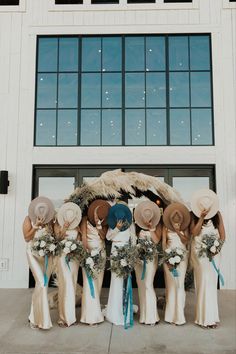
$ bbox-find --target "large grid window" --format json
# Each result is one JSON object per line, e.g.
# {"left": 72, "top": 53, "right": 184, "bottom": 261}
{"left": 35, "top": 35, "right": 213, "bottom": 146}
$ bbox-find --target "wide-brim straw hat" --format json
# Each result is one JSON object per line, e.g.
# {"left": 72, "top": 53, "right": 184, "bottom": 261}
{"left": 87, "top": 199, "right": 111, "bottom": 227}
{"left": 163, "top": 202, "right": 191, "bottom": 231}
{"left": 191, "top": 189, "right": 219, "bottom": 219}
{"left": 57, "top": 202, "right": 82, "bottom": 230}
{"left": 134, "top": 200, "right": 161, "bottom": 230}
{"left": 28, "top": 196, "right": 55, "bottom": 224}
{"left": 107, "top": 203, "right": 132, "bottom": 231}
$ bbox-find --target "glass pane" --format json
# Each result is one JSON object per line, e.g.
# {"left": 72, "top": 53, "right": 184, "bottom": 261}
{"left": 125, "top": 37, "right": 145, "bottom": 71}
{"left": 172, "top": 177, "right": 210, "bottom": 204}
{"left": 102, "top": 110, "right": 122, "bottom": 145}
{"left": 59, "top": 37, "right": 79, "bottom": 72}
{"left": 36, "top": 110, "right": 56, "bottom": 146}
{"left": 170, "top": 109, "right": 190, "bottom": 145}
{"left": 58, "top": 74, "right": 78, "bottom": 108}
{"left": 125, "top": 109, "right": 145, "bottom": 145}
{"left": 125, "top": 73, "right": 145, "bottom": 107}
{"left": 191, "top": 109, "right": 213, "bottom": 145}
{"left": 169, "top": 36, "right": 189, "bottom": 71}
{"left": 102, "top": 73, "right": 122, "bottom": 108}
{"left": 38, "top": 38, "right": 58, "bottom": 72}
{"left": 191, "top": 72, "right": 211, "bottom": 107}
{"left": 146, "top": 36, "right": 166, "bottom": 71}
{"left": 81, "top": 73, "right": 101, "bottom": 108}
{"left": 80, "top": 110, "right": 101, "bottom": 145}
{"left": 147, "top": 109, "right": 167, "bottom": 145}
{"left": 82, "top": 37, "right": 101, "bottom": 72}
{"left": 102, "top": 37, "right": 122, "bottom": 72}
{"left": 190, "top": 36, "right": 210, "bottom": 70}
{"left": 57, "top": 110, "right": 77, "bottom": 146}
{"left": 146, "top": 73, "right": 166, "bottom": 107}
{"left": 39, "top": 177, "right": 75, "bottom": 208}
{"left": 169, "top": 72, "right": 189, "bottom": 107}
{"left": 37, "top": 74, "right": 57, "bottom": 108}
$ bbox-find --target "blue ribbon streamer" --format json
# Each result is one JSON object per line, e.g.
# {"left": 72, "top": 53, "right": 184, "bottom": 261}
{"left": 141, "top": 258, "right": 146, "bottom": 280}
{"left": 85, "top": 269, "right": 95, "bottom": 299}
{"left": 171, "top": 267, "right": 179, "bottom": 277}
{"left": 65, "top": 255, "right": 71, "bottom": 271}
{"left": 43, "top": 255, "right": 48, "bottom": 287}
{"left": 123, "top": 274, "right": 134, "bottom": 330}
{"left": 211, "top": 259, "right": 225, "bottom": 286}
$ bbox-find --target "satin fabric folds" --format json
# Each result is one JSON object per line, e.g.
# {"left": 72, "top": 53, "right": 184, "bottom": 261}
{"left": 80, "top": 222, "right": 105, "bottom": 324}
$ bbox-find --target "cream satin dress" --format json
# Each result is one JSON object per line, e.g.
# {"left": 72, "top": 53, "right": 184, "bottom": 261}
{"left": 164, "top": 230, "right": 187, "bottom": 325}
{"left": 135, "top": 230, "right": 159, "bottom": 324}
{"left": 105, "top": 227, "right": 131, "bottom": 326}
{"left": 56, "top": 229, "right": 79, "bottom": 326}
{"left": 191, "top": 220, "right": 220, "bottom": 327}
{"left": 26, "top": 227, "right": 53, "bottom": 329}
{"left": 80, "top": 222, "right": 106, "bottom": 324}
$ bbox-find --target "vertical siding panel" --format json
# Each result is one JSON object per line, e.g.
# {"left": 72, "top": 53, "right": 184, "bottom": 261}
{"left": 199, "top": 0, "right": 210, "bottom": 24}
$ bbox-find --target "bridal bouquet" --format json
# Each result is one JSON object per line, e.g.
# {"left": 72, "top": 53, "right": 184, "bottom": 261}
{"left": 80, "top": 248, "right": 106, "bottom": 279}
{"left": 56, "top": 238, "right": 84, "bottom": 262}
{"left": 197, "top": 232, "right": 224, "bottom": 262}
{"left": 160, "top": 247, "right": 186, "bottom": 277}
{"left": 31, "top": 229, "right": 57, "bottom": 257}
{"left": 136, "top": 238, "right": 157, "bottom": 263}
{"left": 109, "top": 244, "right": 138, "bottom": 279}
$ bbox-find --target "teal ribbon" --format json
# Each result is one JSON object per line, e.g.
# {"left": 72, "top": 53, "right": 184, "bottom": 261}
{"left": 211, "top": 259, "right": 225, "bottom": 286}
{"left": 123, "top": 274, "right": 134, "bottom": 330}
{"left": 86, "top": 269, "right": 95, "bottom": 298}
{"left": 43, "top": 255, "right": 48, "bottom": 287}
{"left": 141, "top": 258, "right": 146, "bottom": 280}
{"left": 65, "top": 255, "right": 71, "bottom": 271}
{"left": 171, "top": 268, "right": 179, "bottom": 277}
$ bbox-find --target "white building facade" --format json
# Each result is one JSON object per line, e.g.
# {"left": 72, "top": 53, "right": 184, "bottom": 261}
{"left": 0, "top": 0, "right": 235, "bottom": 289}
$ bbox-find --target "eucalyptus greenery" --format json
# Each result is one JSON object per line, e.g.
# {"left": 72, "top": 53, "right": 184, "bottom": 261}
{"left": 80, "top": 248, "right": 106, "bottom": 279}
{"left": 197, "top": 232, "right": 224, "bottom": 262}
{"left": 109, "top": 244, "right": 138, "bottom": 278}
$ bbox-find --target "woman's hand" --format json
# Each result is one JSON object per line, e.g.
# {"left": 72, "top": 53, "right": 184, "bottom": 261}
{"left": 200, "top": 208, "right": 210, "bottom": 219}
{"left": 34, "top": 216, "right": 45, "bottom": 228}
{"left": 116, "top": 220, "right": 124, "bottom": 230}
{"left": 94, "top": 207, "right": 104, "bottom": 229}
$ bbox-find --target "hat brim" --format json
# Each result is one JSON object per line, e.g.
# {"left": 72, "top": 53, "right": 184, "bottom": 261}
{"left": 163, "top": 202, "right": 190, "bottom": 231}
{"left": 107, "top": 204, "right": 132, "bottom": 231}
{"left": 57, "top": 202, "right": 82, "bottom": 230}
{"left": 190, "top": 189, "right": 219, "bottom": 219}
{"left": 28, "top": 196, "right": 55, "bottom": 224}
{"left": 87, "top": 200, "right": 111, "bottom": 227}
{"left": 134, "top": 201, "right": 161, "bottom": 230}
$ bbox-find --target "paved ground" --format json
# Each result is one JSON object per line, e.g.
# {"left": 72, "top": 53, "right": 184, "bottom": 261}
{"left": 0, "top": 288, "right": 235, "bottom": 354}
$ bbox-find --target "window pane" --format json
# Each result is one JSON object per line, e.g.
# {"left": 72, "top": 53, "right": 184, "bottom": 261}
{"left": 82, "top": 37, "right": 101, "bottom": 72}
{"left": 102, "top": 73, "right": 122, "bottom": 108}
{"left": 59, "top": 37, "right": 79, "bottom": 72}
{"left": 81, "top": 73, "right": 101, "bottom": 108}
{"left": 169, "top": 72, "right": 189, "bottom": 107}
{"left": 81, "top": 110, "right": 101, "bottom": 145}
{"left": 147, "top": 109, "right": 167, "bottom": 145}
{"left": 169, "top": 36, "right": 189, "bottom": 71}
{"left": 146, "top": 73, "right": 166, "bottom": 107}
{"left": 102, "top": 37, "right": 122, "bottom": 71}
{"left": 58, "top": 74, "right": 78, "bottom": 108}
{"left": 172, "top": 177, "right": 209, "bottom": 203}
{"left": 39, "top": 177, "right": 75, "bottom": 208}
{"left": 191, "top": 72, "right": 211, "bottom": 107}
{"left": 38, "top": 38, "right": 58, "bottom": 72}
{"left": 125, "top": 37, "right": 145, "bottom": 71}
{"left": 190, "top": 36, "right": 210, "bottom": 70}
{"left": 170, "top": 109, "right": 190, "bottom": 145}
{"left": 191, "top": 109, "right": 213, "bottom": 145}
{"left": 146, "top": 36, "right": 166, "bottom": 71}
{"left": 125, "top": 73, "right": 145, "bottom": 107}
{"left": 125, "top": 109, "right": 145, "bottom": 145}
{"left": 37, "top": 74, "right": 57, "bottom": 108}
{"left": 36, "top": 110, "right": 56, "bottom": 145}
{"left": 57, "top": 110, "right": 77, "bottom": 145}
{"left": 102, "top": 110, "right": 122, "bottom": 145}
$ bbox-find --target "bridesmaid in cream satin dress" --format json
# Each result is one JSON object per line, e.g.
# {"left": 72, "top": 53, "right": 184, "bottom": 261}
{"left": 80, "top": 215, "right": 107, "bottom": 325}
{"left": 135, "top": 224, "right": 162, "bottom": 325}
{"left": 23, "top": 216, "right": 53, "bottom": 330}
{"left": 54, "top": 221, "right": 80, "bottom": 327}
{"left": 190, "top": 210, "right": 225, "bottom": 328}
{"left": 162, "top": 224, "right": 189, "bottom": 325}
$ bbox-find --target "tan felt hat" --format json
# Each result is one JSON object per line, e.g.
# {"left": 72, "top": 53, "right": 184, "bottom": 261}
{"left": 163, "top": 202, "right": 191, "bottom": 231}
{"left": 87, "top": 199, "right": 111, "bottom": 227}
{"left": 134, "top": 200, "right": 161, "bottom": 230}
{"left": 28, "top": 196, "right": 55, "bottom": 224}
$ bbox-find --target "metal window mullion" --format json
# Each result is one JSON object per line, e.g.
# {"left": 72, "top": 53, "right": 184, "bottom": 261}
{"left": 122, "top": 35, "right": 125, "bottom": 146}
{"left": 166, "top": 35, "right": 170, "bottom": 146}
{"left": 55, "top": 38, "right": 59, "bottom": 146}
{"left": 78, "top": 36, "right": 82, "bottom": 146}
{"left": 100, "top": 38, "right": 103, "bottom": 146}
{"left": 188, "top": 35, "right": 192, "bottom": 146}
{"left": 144, "top": 37, "right": 147, "bottom": 146}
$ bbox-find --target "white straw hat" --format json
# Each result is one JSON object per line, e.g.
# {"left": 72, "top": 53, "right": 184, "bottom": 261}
{"left": 134, "top": 200, "right": 161, "bottom": 230}
{"left": 57, "top": 202, "right": 82, "bottom": 230}
{"left": 190, "top": 189, "right": 219, "bottom": 219}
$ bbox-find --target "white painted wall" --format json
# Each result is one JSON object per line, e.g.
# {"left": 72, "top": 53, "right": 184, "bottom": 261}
{"left": 0, "top": 0, "right": 235, "bottom": 288}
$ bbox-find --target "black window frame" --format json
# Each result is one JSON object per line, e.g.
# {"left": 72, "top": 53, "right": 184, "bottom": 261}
{"left": 0, "top": 0, "right": 19, "bottom": 5}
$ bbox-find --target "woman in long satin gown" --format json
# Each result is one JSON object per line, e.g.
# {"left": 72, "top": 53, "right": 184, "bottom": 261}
{"left": 80, "top": 216, "right": 107, "bottom": 325}
{"left": 54, "top": 221, "right": 80, "bottom": 327}
{"left": 190, "top": 210, "right": 225, "bottom": 328}
{"left": 135, "top": 224, "right": 162, "bottom": 325}
{"left": 162, "top": 225, "right": 189, "bottom": 325}
{"left": 23, "top": 216, "right": 54, "bottom": 330}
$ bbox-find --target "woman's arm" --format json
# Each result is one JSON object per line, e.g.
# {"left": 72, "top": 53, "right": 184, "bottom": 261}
{"left": 217, "top": 212, "right": 226, "bottom": 241}
{"left": 80, "top": 216, "right": 88, "bottom": 249}
{"left": 106, "top": 220, "right": 123, "bottom": 240}
{"left": 162, "top": 226, "right": 167, "bottom": 250}
{"left": 97, "top": 225, "right": 108, "bottom": 240}
{"left": 190, "top": 209, "right": 209, "bottom": 237}
{"left": 22, "top": 216, "right": 37, "bottom": 243}
{"left": 173, "top": 227, "right": 189, "bottom": 245}
{"left": 150, "top": 223, "right": 162, "bottom": 244}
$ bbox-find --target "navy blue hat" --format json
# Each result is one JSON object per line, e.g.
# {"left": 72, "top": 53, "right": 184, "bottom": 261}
{"left": 107, "top": 203, "right": 132, "bottom": 231}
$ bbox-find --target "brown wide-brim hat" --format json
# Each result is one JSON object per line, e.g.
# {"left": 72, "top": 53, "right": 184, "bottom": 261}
{"left": 57, "top": 202, "right": 82, "bottom": 230}
{"left": 134, "top": 200, "right": 161, "bottom": 230}
{"left": 87, "top": 199, "right": 111, "bottom": 227}
{"left": 190, "top": 189, "right": 219, "bottom": 219}
{"left": 163, "top": 202, "right": 191, "bottom": 231}
{"left": 28, "top": 196, "right": 55, "bottom": 224}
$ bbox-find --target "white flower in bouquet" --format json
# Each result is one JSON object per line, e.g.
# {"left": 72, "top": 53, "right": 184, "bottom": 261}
{"left": 40, "top": 240, "right": 46, "bottom": 248}
{"left": 112, "top": 250, "right": 118, "bottom": 257}
{"left": 210, "top": 246, "right": 217, "bottom": 254}
{"left": 214, "top": 240, "right": 220, "bottom": 247}
{"left": 176, "top": 248, "right": 183, "bottom": 256}
{"left": 165, "top": 248, "right": 171, "bottom": 254}
{"left": 86, "top": 257, "right": 94, "bottom": 266}
{"left": 34, "top": 241, "right": 39, "bottom": 247}
{"left": 147, "top": 248, "right": 153, "bottom": 253}
{"left": 63, "top": 247, "right": 70, "bottom": 254}
{"left": 38, "top": 249, "right": 45, "bottom": 257}
{"left": 202, "top": 243, "right": 207, "bottom": 249}
{"left": 169, "top": 257, "right": 175, "bottom": 265}
{"left": 61, "top": 239, "right": 67, "bottom": 244}
{"left": 49, "top": 244, "right": 56, "bottom": 252}
{"left": 120, "top": 259, "right": 128, "bottom": 267}
{"left": 174, "top": 255, "right": 181, "bottom": 264}
{"left": 71, "top": 243, "right": 77, "bottom": 251}
{"left": 91, "top": 249, "right": 99, "bottom": 257}
{"left": 65, "top": 241, "right": 72, "bottom": 248}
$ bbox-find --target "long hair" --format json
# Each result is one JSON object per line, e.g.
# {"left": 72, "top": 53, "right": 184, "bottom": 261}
{"left": 191, "top": 211, "right": 220, "bottom": 229}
